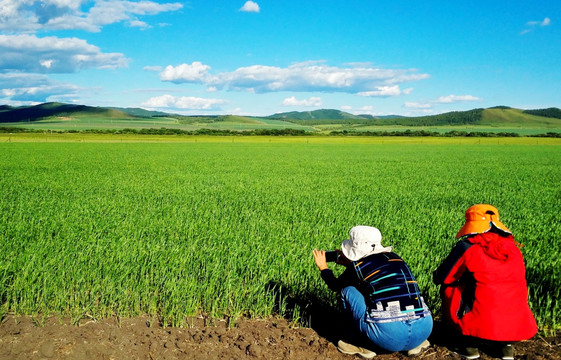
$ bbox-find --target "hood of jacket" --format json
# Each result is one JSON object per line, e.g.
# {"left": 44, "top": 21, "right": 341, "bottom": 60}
{"left": 467, "top": 231, "right": 518, "bottom": 261}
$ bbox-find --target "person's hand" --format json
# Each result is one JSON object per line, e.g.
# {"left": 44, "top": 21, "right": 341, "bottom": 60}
{"left": 313, "top": 249, "right": 328, "bottom": 271}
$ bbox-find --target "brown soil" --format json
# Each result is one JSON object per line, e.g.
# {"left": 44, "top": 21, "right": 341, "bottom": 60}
{"left": 0, "top": 314, "right": 559, "bottom": 360}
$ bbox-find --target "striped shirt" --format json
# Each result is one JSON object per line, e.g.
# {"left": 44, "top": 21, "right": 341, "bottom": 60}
{"left": 321, "top": 252, "right": 430, "bottom": 323}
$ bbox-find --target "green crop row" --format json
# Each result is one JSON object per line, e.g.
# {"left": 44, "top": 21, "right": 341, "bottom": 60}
{"left": 1, "top": 141, "right": 560, "bottom": 333}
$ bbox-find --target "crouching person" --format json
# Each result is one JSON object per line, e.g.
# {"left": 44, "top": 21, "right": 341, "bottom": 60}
{"left": 313, "top": 225, "right": 433, "bottom": 358}
{"left": 433, "top": 204, "right": 537, "bottom": 360}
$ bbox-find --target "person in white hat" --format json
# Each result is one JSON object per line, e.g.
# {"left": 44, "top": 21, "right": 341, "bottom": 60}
{"left": 313, "top": 225, "right": 433, "bottom": 358}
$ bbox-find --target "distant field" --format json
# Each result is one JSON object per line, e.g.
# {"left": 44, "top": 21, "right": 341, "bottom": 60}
{"left": 1, "top": 138, "right": 560, "bottom": 333}
{"left": 0, "top": 115, "right": 317, "bottom": 132}
{"left": 2, "top": 132, "right": 561, "bottom": 144}
{"left": 0, "top": 116, "right": 184, "bottom": 130}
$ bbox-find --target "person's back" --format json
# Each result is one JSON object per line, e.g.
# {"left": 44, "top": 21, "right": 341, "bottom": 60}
{"left": 353, "top": 252, "right": 430, "bottom": 324}
{"left": 314, "top": 225, "right": 433, "bottom": 358}
{"left": 434, "top": 204, "right": 537, "bottom": 359}
{"left": 448, "top": 231, "right": 536, "bottom": 341}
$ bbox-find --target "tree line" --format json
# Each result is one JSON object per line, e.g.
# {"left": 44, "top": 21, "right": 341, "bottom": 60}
{"left": 522, "top": 108, "right": 561, "bottom": 119}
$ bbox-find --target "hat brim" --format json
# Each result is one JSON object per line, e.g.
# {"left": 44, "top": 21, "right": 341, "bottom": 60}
{"left": 456, "top": 220, "right": 511, "bottom": 238}
{"left": 341, "top": 239, "right": 392, "bottom": 261}
{"left": 341, "top": 239, "right": 374, "bottom": 261}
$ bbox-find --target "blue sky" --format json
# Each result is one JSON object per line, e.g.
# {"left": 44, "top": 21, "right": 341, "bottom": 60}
{"left": 1, "top": 1, "right": 559, "bottom": 116}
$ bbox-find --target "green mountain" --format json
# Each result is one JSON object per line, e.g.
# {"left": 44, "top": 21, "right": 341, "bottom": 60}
{"left": 270, "top": 107, "right": 561, "bottom": 127}
{"left": 1, "top": 102, "right": 560, "bottom": 131}
{"left": 269, "top": 109, "right": 371, "bottom": 120}
{"left": 109, "top": 107, "right": 172, "bottom": 117}
{"left": 522, "top": 108, "right": 561, "bottom": 119}
{"left": 0, "top": 102, "right": 134, "bottom": 123}
{"left": 373, "top": 108, "right": 486, "bottom": 126}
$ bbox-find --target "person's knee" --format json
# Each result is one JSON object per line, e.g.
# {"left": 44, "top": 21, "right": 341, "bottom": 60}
{"left": 341, "top": 286, "right": 365, "bottom": 306}
{"left": 341, "top": 285, "right": 359, "bottom": 296}
{"left": 340, "top": 286, "right": 368, "bottom": 322}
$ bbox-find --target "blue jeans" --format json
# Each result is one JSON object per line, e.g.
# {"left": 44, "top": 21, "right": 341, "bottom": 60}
{"left": 341, "top": 286, "right": 433, "bottom": 352}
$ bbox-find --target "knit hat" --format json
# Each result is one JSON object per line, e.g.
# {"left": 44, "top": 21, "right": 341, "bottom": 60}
{"left": 456, "top": 204, "right": 511, "bottom": 238}
{"left": 341, "top": 226, "right": 393, "bottom": 261}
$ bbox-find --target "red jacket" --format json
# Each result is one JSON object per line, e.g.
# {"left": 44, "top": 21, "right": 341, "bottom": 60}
{"left": 434, "top": 231, "right": 537, "bottom": 341}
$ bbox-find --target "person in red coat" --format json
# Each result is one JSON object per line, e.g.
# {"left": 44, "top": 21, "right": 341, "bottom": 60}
{"left": 433, "top": 204, "right": 537, "bottom": 360}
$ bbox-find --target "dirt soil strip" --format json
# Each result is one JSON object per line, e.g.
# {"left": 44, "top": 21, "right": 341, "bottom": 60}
{"left": 0, "top": 315, "right": 559, "bottom": 360}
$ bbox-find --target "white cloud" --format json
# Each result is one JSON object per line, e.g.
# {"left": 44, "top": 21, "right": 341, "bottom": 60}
{"left": 351, "top": 105, "right": 375, "bottom": 115}
{"left": 0, "top": 34, "right": 129, "bottom": 73}
{"left": 405, "top": 109, "right": 435, "bottom": 116}
{"left": 240, "top": 1, "right": 260, "bottom": 13}
{"left": 339, "top": 105, "right": 386, "bottom": 116}
{"left": 527, "top": 17, "right": 551, "bottom": 27}
{"left": 160, "top": 62, "right": 211, "bottom": 83}
{"left": 0, "top": 1, "right": 182, "bottom": 105}
{"left": 0, "top": 0, "right": 183, "bottom": 32}
{"left": 128, "top": 20, "right": 150, "bottom": 29}
{"left": 161, "top": 61, "right": 429, "bottom": 94}
{"left": 521, "top": 17, "right": 551, "bottom": 35}
{"left": 405, "top": 102, "right": 432, "bottom": 109}
{"left": 144, "top": 65, "right": 163, "bottom": 72}
{"left": 357, "top": 85, "right": 413, "bottom": 97}
{"left": 141, "top": 94, "right": 227, "bottom": 110}
{"left": 435, "top": 94, "right": 481, "bottom": 103}
{"left": 0, "top": 73, "right": 80, "bottom": 102}
{"left": 281, "top": 96, "right": 322, "bottom": 107}
{"left": 405, "top": 94, "right": 482, "bottom": 109}
{"left": 40, "top": 59, "right": 54, "bottom": 69}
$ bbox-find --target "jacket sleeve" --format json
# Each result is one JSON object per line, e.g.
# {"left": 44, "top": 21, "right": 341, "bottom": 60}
{"left": 320, "top": 266, "right": 355, "bottom": 292}
{"left": 433, "top": 239, "right": 472, "bottom": 285}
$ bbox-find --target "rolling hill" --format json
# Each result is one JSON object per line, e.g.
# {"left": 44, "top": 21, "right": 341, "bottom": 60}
{"left": 268, "top": 109, "right": 371, "bottom": 120}
{"left": 268, "top": 108, "right": 405, "bottom": 121}
{"left": 1, "top": 102, "right": 560, "bottom": 133}
{"left": 0, "top": 102, "right": 134, "bottom": 123}
{"left": 270, "top": 107, "right": 561, "bottom": 128}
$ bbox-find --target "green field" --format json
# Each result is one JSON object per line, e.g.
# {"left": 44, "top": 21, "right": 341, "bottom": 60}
{"left": 1, "top": 137, "right": 560, "bottom": 334}
{"left": 0, "top": 115, "right": 317, "bottom": 133}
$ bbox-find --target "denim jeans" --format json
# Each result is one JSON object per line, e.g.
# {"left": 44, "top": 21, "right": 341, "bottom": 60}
{"left": 341, "top": 286, "right": 433, "bottom": 352}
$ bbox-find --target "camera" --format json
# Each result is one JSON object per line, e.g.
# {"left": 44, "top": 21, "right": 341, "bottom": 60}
{"left": 325, "top": 250, "right": 340, "bottom": 262}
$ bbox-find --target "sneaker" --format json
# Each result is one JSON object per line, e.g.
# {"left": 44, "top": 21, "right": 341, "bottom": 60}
{"left": 337, "top": 340, "right": 376, "bottom": 359}
{"left": 501, "top": 344, "right": 514, "bottom": 360}
{"left": 407, "top": 339, "right": 430, "bottom": 356}
{"left": 452, "top": 346, "right": 480, "bottom": 359}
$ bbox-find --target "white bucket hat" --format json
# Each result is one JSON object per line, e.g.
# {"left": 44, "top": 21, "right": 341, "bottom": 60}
{"left": 341, "top": 226, "right": 393, "bottom": 261}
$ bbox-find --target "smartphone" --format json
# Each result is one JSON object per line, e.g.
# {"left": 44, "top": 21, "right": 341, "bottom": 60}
{"left": 325, "top": 250, "right": 340, "bottom": 262}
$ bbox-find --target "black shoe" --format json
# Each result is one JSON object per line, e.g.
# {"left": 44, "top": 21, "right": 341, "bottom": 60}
{"left": 452, "top": 346, "right": 480, "bottom": 359}
{"left": 501, "top": 344, "right": 514, "bottom": 360}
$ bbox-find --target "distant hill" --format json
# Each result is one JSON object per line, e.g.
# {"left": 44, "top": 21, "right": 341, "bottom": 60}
{"left": 1, "top": 102, "right": 560, "bottom": 130}
{"left": 0, "top": 102, "right": 134, "bottom": 123}
{"left": 522, "top": 108, "right": 561, "bottom": 119}
{"left": 269, "top": 109, "right": 372, "bottom": 120}
{"left": 0, "top": 105, "right": 15, "bottom": 112}
{"left": 268, "top": 109, "right": 406, "bottom": 126}
{"left": 372, "top": 108, "right": 485, "bottom": 126}
{"left": 110, "top": 107, "right": 172, "bottom": 117}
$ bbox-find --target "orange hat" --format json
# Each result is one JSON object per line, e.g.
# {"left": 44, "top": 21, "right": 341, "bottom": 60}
{"left": 456, "top": 204, "right": 511, "bottom": 238}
